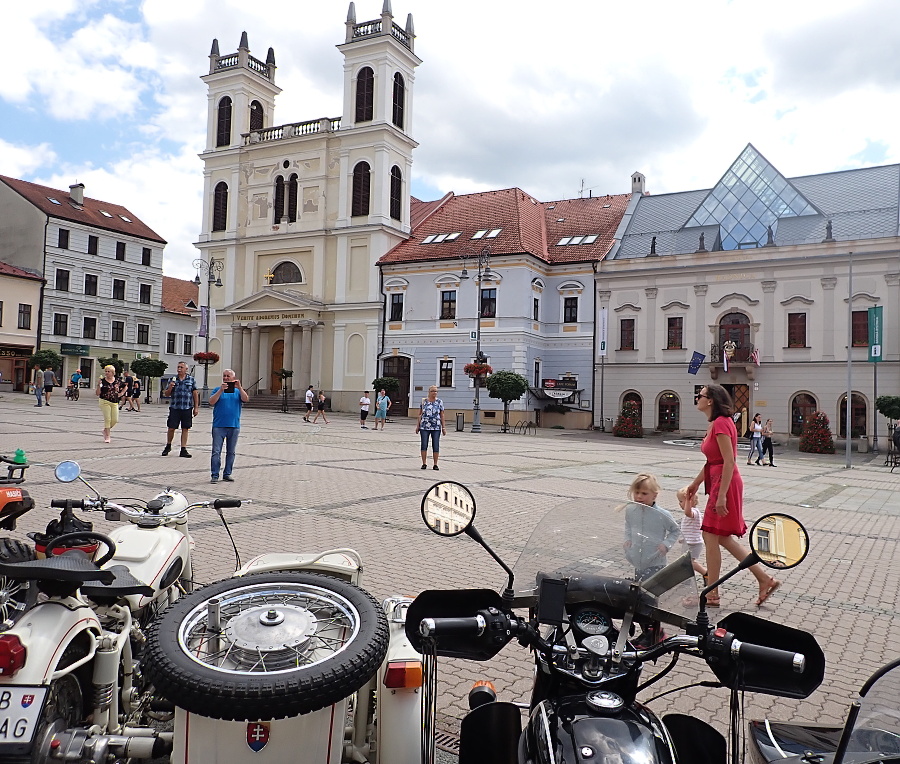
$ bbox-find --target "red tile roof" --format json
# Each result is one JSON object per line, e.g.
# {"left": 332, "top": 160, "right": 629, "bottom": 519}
{"left": 0, "top": 260, "right": 43, "bottom": 281}
{"left": 0, "top": 176, "right": 166, "bottom": 244}
{"left": 162, "top": 276, "right": 199, "bottom": 315}
{"left": 379, "top": 188, "right": 630, "bottom": 266}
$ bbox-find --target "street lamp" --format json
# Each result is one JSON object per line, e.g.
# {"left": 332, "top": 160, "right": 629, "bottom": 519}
{"left": 192, "top": 257, "right": 224, "bottom": 406}
{"left": 459, "top": 247, "right": 493, "bottom": 433}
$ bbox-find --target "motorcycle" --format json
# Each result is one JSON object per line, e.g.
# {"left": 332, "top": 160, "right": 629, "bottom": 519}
{"left": 0, "top": 460, "right": 422, "bottom": 764}
{"left": 407, "top": 481, "right": 827, "bottom": 764}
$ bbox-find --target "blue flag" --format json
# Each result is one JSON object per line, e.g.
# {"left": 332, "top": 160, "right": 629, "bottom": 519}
{"left": 688, "top": 351, "right": 705, "bottom": 375}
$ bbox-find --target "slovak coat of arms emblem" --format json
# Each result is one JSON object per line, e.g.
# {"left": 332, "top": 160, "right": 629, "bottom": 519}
{"left": 247, "top": 722, "right": 270, "bottom": 752}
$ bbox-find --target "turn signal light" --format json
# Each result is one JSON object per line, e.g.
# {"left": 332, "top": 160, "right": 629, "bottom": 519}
{"left": 0, "top": 635, "right": 26, "bottom": 677}
{"left": 383, "top": 660, "right": 423, "bottom": 689}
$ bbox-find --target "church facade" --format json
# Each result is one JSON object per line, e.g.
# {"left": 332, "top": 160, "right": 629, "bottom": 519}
{"left": 195, "top": 2, "right": 419, "bottom": 409}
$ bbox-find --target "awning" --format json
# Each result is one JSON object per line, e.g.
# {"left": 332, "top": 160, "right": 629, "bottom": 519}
{"left": 529, "top": 387, "right": 583, "bottom": 401}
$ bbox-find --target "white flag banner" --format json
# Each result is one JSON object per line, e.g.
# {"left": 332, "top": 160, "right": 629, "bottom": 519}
{"left": 209, "top": 307, "right": 217, "bottom": 340}
{"left": 598, "top": 307, "right": 608, "bottom": 357}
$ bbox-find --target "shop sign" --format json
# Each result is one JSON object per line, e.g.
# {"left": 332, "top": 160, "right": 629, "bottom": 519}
{"left": 61, "top": 344, "right": 90, "bottom": 355}
{"left": 542, "top": 378, "right": 578, "bottom": 391}
{"left": 544, "top": 389, "right": 574, "bottom": 399}
{"left": 0, "top": 346, "right": 33, "bottom": 358}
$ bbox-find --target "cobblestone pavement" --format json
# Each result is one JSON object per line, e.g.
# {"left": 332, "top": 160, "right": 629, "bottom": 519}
{"left": 2, "top": 392, "right": 900, "bottom": 748}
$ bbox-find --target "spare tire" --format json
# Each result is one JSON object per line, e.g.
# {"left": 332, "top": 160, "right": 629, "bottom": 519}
{"left": 144, "top": 572, "right": 388, "bottom": 721}
{"left": 0, "top": 538, "right": 38, "bottom": 632}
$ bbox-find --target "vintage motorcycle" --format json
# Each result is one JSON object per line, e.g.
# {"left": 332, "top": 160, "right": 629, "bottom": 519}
{"left": 407, "top": 482, "right": 826, "bottom": 764}
{"left": 0, "top": 460, "right": 422, "bottom": 764}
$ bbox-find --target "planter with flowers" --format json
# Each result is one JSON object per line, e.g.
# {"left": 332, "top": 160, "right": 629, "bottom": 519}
{"left": 193, "top": 351, "right": 220, "bottom": 366}
{"left": 464, "top": 362, "right": 492, "bottom": 387}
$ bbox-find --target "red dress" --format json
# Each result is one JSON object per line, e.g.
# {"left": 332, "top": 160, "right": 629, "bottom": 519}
{"left": 700, "top": 416, "right": 746, "bottom": 537}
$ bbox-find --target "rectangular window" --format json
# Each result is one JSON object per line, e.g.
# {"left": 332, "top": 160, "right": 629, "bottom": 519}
{"left": 480, "top": 288, "right": 496, "bottom": 319}
{"left": 88, "top": 235, "right": 99, "bottom": 255}
{"left": 534, "top": 361, "right": 540, "bottom": 388}
{"left": 115, "top": 242, "right": 126, "bottom": 261}
{"left": 439, "top": 360, "right": 453, "bottom": 387}
{"left": 53, "top": 313, "right": 68, "bottom": 336}
{"left": 82, "top": 317, "right": 97, "bottom": 339}
{"left": 166, "top": 332, "right": 176, "bottom": 354}
{"left": 142, "top": 247, "right": 151, "bottom": 266}
{"left": 852, "top": 310, "right": 868, "bottom": 347}
{"left": 620, "top": 318, "right": 635, "bottom": 350}
{"left": 533, "top": 297, "right": 539, "bottom": 322}
{"left": 84, "top": 274, "right": 98, "bottom": 296}
{"left": 787, "top": 313, "right": 807, "bottom": 347}
{"left": 111, "top": 320, "right": 125, "bottom": 342}
{"left": 563, "top": 297, "right": 578, "bottom": 324}
{"left": 389, "top": 293, "right": 404, "bottom": 321}
{"left": 57, "top": 228, "right": 69, "bottom": 249}
{"left": 139, "top": 284, "right": 152, "bottom": 304}
{"left": 439, "top": 290, "right": 456, "bottom": 320}
{"left": 183, "top": 335, "right": 193, "bottom": 355}
{"left": 112, "top": 279, "right": 125, "bottom": 300}
{"left": 17, "top": 304, "right": 31, "bottom": 330}
{"left": 55, "top": 268, "right": 70, "bottom": 292}
{"left": 667, "top": 316, "right": 683, "bottom": 349}
{"left": 137, "top": 323, "right": 150, "bottom": 345}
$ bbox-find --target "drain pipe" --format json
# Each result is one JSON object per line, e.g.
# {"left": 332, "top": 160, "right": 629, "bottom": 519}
{"left": 591, "top": 260, "right": 598, "bottom": 429}
{"left": 377, "top": 263, "right": 387, "bottom": 374}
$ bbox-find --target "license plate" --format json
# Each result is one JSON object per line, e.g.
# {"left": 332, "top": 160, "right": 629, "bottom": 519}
{"left": 0, "top": 686, "right": 48, "bottom": 748}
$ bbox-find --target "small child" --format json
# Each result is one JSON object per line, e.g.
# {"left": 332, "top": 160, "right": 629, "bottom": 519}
{"left": 676, "top": 486, "right": 708, "bottom": 581}
{"left": 623, "top": 473, "right": 680, "bottom": 582}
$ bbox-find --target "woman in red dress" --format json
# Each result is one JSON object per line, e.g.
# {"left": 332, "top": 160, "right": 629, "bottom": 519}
{"left": 685, "top": 384, "right": 780, "bottom": 608}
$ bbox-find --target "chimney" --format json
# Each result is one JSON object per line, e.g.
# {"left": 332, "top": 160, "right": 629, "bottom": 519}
{"left": 69, "top": 183, "right": 84, "bottom": 205}
{"left": 631, "top": 172, "right": 646, "bottom": 195}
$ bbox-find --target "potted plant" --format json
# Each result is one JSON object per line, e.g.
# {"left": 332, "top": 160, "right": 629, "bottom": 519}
{"left": 463, "top": 362, "right": 493, "bottom": 378}
{"left": 193, "top": 351, "right": 220, "bottom": 365}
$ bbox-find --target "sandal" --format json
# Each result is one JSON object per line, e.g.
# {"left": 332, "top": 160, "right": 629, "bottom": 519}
{"left": 705, "top": 595, "right": 721, "bottom": 608}
{"left": 756, "top": 578, "right": 781, "bottom": 606}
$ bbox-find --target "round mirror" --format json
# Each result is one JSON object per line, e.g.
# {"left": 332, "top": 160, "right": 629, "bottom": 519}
{"left": 749, "top": 513, "right": 809, "bottom": 569}
{"left": 54, "top": 460, "right": 81, "bottom": 483}
{"left": 421, "top": 481, "right": 476, "bottom": 537}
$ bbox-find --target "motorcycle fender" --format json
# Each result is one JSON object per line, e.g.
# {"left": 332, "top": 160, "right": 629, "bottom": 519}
{"left": 459, "top": 701, "right": 522, "bottom": 764}
{"left": 747, "top": 719, "right": 842, "bottom": 763}
{"left": 233, "top": 551, "right": 362, "bottom": 586}
{"left": 0, "top": 603, "right": 100, "bottom": 685}
{"left": 663, "top": 713, "right": 727, "bottom": 764}
{"left": 104, "top": 524, "right": 189, "bottom": 611}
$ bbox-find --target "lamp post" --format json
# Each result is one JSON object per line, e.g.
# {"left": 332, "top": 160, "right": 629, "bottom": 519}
{"left": 192, "top": 257, "right": 224, "bottom": 406}
{"left": 460, "top": 247, "right": 493, "bottom": 433}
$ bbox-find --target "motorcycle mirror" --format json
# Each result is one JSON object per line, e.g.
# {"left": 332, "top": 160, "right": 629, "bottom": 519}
{"left": 422, "top": 481, "right": 476, "bottom": 536}
{"left": 54, "top": 460, "right": 81, "bottom": 483}
{"left": 748, "top": 513, "right": 809, "bottom": 569}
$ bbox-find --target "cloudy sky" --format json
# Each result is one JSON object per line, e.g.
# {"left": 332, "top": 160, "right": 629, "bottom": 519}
{"left": 3, "top": 0, "right": 898, "bottom": 277}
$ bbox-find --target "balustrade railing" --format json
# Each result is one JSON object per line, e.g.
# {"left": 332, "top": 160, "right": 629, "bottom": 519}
{"left": 247, "top": 55, "right": 268, "bottom": 75}
{"left": 351, "top": 19, "right": 412, "bottom": 49}
{"left": 215, "top": 54, "right": 238, "bottom": 70}
{"left": 709, "top": 343, "right": 755, "bottom": 363}
{"left": 242, "top": 117, "right": 342, "bottom": 145}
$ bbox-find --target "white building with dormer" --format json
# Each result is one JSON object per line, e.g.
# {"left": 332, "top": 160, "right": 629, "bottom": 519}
{"left": 194, "top": 2, "right": 420, "bottom": 409}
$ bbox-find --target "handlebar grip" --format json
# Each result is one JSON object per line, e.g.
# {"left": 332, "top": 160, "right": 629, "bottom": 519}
{"left": 419, "top": 615, "right": 486, "bottom": 638}
{"left": 733, "top": 639, "right": 805, "bottom": 673}
{"left": 50, "top": 499, "right": 85, "bottom": 509}
{"left": 213, "top": 499, "right": 242, "bottom": 509}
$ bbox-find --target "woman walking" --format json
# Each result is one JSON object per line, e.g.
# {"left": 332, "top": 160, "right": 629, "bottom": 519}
{"left": 684, "top": 385, "right": 780, "bottom": 608}
{"left": 762, "top": 418, "right": 776, "bottom": 466}
{"left": 312, "top": 392, "right": 329, "bottom": 424}
{"left": 747, "top": 413, "right": 765, "bottom": 465}
{"left": 416, "top": 386, "right": 445, "bottom": 470}
{"left": 96, "top": 365, "right": 126, "bottom": 443}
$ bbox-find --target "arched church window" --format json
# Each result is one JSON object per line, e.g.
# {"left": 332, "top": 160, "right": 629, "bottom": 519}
{"left": 273, "top": 176, "right": 285, "bottom": 223}
{"left": 216, "top": 96, "right": 232, "bottom": 147}
{"left": 390, "top": 166, "right": 402, "bottom": 221}
{"left": 392, "top": 73, "right": 405, "bottom": 129}
{"left": 718, "top": 312, "right": 751, "bottom": 362}
{"left": 287, "top": 174, "right": 298, "bottom": 223}
{"left": 249, "top": 100, "right": 264, "bottom": 131}
{"left": 272, "top": 261, "right": 302, "bottom": 284}
{"left": 352, "top": 162, "right": 371, "bottom": 217}
{"left": 212, "top": 182, "right": 228, "bottom": 232}
{"left": 356, "top": 67, "right": 374, "bottom": 123}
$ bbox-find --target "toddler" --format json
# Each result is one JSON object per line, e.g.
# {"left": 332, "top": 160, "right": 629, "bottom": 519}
{"left": 676, "top": 486, "right": 708, "bottom": 580}
{"left": 623, "top": 473, "right": 680, "bottom": 582}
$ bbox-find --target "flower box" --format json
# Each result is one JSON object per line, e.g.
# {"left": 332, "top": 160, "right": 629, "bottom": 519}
{"left": 463, "top": 362, "right": 492, "bottom": 377}
{"left": 193, "top": 352, "right": 220, "bottom": 365}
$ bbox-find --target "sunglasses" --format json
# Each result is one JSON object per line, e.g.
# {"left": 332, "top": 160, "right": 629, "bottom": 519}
{"left": 694, "top": 393, "right": 710, "bottom": 403}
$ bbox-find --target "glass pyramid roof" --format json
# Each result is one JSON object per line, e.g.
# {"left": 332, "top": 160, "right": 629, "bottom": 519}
{"left": 685, "top": 144, "right": 819, "bottom": 250}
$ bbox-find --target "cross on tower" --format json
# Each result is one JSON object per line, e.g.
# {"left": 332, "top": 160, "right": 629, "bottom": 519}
{"left": 263, "top": 270, "right": 275, "bottom": 285}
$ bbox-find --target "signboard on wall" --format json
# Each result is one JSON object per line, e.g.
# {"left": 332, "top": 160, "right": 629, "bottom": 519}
{"left": 868, "top": 306, "right": 883, "bottom": 362}
{"left": 61, "top": 344, "right": 90, "bottom": 356}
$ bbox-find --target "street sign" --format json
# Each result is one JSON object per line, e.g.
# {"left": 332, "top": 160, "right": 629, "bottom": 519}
{"left": 598, "top": 307, "right": 608, "bottom": 357}
{"left": 470, "top": 331, "right": 478, "bottom": 340}
{"left": 868, "top": 306, "right": 883, "bottom": 362}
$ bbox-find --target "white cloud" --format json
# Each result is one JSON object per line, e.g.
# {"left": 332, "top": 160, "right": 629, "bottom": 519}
{"left": 0, "top": 138, "right": 57, "bottom": 177}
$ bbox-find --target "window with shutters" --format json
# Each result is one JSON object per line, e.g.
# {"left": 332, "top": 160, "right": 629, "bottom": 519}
{"left": 355, "top": 67, "right": 374, "bottom": 122}
{"left": 216, "top": 96, "right": 232, "bottom": 147}
{"left": 351, "top": 162, "right": 371, "bottom": 217}
{"left": 212, "top": 182, "right": 228, "bottom": 231}
{"left": 392, "top": 73, "right": 405, "bottom": 128}
{"left": 390, "top": 166, "right": 402, "bottom": 220}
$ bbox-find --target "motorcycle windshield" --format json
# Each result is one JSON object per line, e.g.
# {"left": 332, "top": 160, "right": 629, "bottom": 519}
{"left": 511, "top": 498, "right": 699, "bottom": 628}
{"left": 841, "top": 664, "right": 900, "bottom": 763}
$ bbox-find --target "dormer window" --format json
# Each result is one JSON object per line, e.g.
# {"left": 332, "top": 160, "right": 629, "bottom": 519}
{"left": 99, "top": 210, "right": 113, "bottom": 218}
{"left": 486, "top": 229, "right": 501, "bottom": 238}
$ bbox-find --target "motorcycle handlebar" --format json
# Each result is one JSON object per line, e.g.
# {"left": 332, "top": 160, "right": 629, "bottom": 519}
{"left": 732, "top": 639, "right": 805, "bottom": 673}
{"left": 213, "top": 499, "right": 242, "bottom": 509}
{"left": 50, "top": 499, "right": 85, "bottom": 509}
{"left": 419, "top": 615, "right": 487, "bottom": 638}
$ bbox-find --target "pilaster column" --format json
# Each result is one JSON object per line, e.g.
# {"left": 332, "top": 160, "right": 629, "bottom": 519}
{"left": 644, "top": 287, "right": 657, "bottom": 362}
{"left": 300, "top": 324, "right": 313, "bottom": 385}
{"left": 820, "top": 277, "right": 837, "bottom": 361}
{"left": 241, "top": 327, "right": 251, "bottom": 387}
{"left": 761, "top": 281, "right": 777, "bottom": 362}
{"left": 311, "top": 323, "right": 324, "bottom": 389}
{"left": 693, "top": 284, "right": 708, "bottom": 356}
{"left": 282, "top": 322, "right": 294, "bottom": 374}
{"left": 885, "top": 273, "right": 900, "bottom": 361}
{"left": 259, "top": 328, "right": 271, "bottom": 393}
{"left": 247, "top": 323, "right": 260, "bottom": 393}
{"left": 230, "top": 323, "right": 244, "bottom": 378}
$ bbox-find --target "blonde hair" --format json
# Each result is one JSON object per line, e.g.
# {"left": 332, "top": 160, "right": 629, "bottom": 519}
{"left": 103, "top": 365, "right": 117, "bottom": 372}
{"left": 627, "top": 473, "right": 660, "bottom": 500}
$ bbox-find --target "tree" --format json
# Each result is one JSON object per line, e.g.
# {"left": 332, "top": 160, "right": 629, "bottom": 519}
{"left": 97, "top": 357, "right": 125, "bottom": 376}
{"left": 28, "top": 349, "right": 63, "bottom": 373}
{"left": 372, "top": 376, "right": 400, "bottom": 396}
{"left": 485, "top": 370, "right": 529, "bottom": 432}
{"left": 612, "top": 400, "right": 643, "bottom": 438}
{"left": 131, "top": 358, "right": 168, "bottom": 403}
{"left": 799, "top": 410, "right": 835, "bottom": 454}
{"left": 875, "top": 396, "right": 900, "bottom": 422}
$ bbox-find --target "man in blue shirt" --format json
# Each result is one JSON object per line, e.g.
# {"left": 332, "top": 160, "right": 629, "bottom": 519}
{"left": 209, "top": 368, "right": 249, "bottom": 483}
{"left": 162, "top": 361, "right": 200, "bottom": 457}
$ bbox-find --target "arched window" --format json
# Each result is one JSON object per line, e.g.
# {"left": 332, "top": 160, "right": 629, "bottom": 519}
{"left": 271, "top": 261, "right": 302, "bottom": 284}
{"left": 791, "top": 393, "right": 816, "bottom": 436}
{"left": 657, "top": 393, "right": 679, "bottom": 431}
{"left": 287, "top": 174, "right": 298, "bottom": 223}
{"left": 392, "top": 72, "right": 405, "bottom": 129}
{"left": 216, "top": 96, "right": 232, "bottom": 147}
{"left": 249, "top": 100, "right": 264, "bottom": 131}
{"left": 212, "top": 182, "right": 228, "bottom": 232}
{"left": 623, "top": 392, "right": 642, "bottom": 422}
{"left": 390, "top": 166, "right": 402, "bottom": 220}
{"left": 718, "top": 312, "right": 751, "bottom": 362}
{"left": 355, "top": 67, "right": 374, "bottom": 123}
{"left": 273, "top": 176, "right": 285, "bottom": 223}
{"left": 839, "top": 393, "right": 867, "bottom": 439}
{"left": 352, "top": 162, "right": 371, "bottom": 217}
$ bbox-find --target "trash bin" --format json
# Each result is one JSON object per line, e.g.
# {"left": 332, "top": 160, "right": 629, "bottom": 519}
{"left": 456, "top": 412, "right": 465, "bottom": 432}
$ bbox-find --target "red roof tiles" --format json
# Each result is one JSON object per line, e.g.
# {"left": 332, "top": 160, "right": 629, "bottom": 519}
{"left": 0, "top": 176, "right": 166, "bottom": 244}
{"left": 0, "top": 261, "right": 43, "bottom": 281}
{"left": 379, "top": 188, "right": 630, "bottom": 266}
{"left": 162, "top": 276, "right": 199, "bottom": 315}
